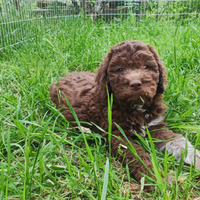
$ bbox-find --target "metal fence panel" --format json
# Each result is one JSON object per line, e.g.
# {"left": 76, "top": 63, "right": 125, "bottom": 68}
{"left": 0, "top": 0, "right": 200, "bottom": 50}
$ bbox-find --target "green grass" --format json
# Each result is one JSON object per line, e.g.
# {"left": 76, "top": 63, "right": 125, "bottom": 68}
{"left": 0, "top": 17, "right": 200, "bottom": 199}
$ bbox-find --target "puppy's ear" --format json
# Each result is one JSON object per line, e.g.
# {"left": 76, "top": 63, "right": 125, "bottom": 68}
{"left": 147, "top": 45, "right": 167, "bottom": 94}
{"left": 95, "top": 50, "right": 113, "bottom": 96}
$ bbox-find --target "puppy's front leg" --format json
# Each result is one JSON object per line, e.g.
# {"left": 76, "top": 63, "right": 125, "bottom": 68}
{"left": 151, "top": 129, "right": 200, "bottom": 169}
{"left": 110, "top": 134, "right": 154, "bottom": 190}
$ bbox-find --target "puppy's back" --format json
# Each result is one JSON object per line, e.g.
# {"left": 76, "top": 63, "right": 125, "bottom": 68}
{"left": 50, "top": 72, "right": 96, "bottom": 120}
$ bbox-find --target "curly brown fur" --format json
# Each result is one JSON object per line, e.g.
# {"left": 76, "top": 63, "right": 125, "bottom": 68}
{"left": 50, "top": 40, "right": 200, "bottom": 190}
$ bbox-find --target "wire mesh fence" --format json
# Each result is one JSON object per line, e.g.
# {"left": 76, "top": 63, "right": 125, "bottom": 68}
{"left": 0, "top": 0, "right": 200, "bottom": 50}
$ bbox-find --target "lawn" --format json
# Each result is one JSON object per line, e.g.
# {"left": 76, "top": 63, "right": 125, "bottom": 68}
{"left": 0, "top": 17, "right": 200, "bottom": 199}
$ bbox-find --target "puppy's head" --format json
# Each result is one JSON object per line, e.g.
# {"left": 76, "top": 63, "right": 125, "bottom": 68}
{"left": 95, "top": 40, "right": 167, "bottom": 107}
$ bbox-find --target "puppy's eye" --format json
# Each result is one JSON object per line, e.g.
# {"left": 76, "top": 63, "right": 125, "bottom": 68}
{"left": 117, "top": 68, "right": 124, "bottom": 72}
{"left": 145, "top": 65, "right": 150, "bottom": 70}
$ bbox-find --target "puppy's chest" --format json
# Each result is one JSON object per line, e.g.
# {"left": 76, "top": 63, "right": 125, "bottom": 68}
{"left": 130, "top": 114, "right": 163, "bottom": 137}
{"left": 114, "top": 108, "right": 164, "bottom": 138}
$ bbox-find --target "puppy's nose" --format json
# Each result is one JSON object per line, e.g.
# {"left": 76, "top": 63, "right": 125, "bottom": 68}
{"left": 129, "top": 80, "right": 142, "bottom": 90}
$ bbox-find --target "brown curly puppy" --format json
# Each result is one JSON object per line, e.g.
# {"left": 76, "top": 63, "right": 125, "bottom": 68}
{"left": 50, "top": 40, "right": 200, "bottom": 189}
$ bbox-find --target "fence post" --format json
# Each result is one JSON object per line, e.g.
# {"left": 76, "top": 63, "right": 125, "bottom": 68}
{"left": 83, "top": 0, "right": 86, "bottom": 20}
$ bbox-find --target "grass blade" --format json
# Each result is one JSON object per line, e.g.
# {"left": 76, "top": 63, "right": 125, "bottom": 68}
{"left": 107, "top": 85, "right": 113, "bottom": 160}
{"left": 101, "top": 157, "right": 109, "bottom": 200}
